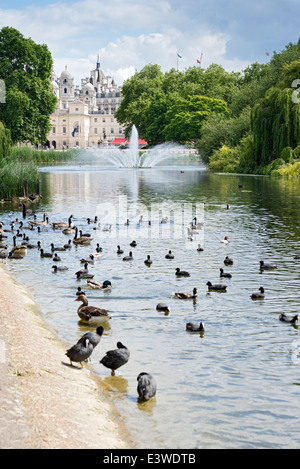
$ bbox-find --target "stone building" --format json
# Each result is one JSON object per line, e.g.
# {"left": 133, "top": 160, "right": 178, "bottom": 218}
{"left": 47, "top": 57, "right": 125, "bottom": 149}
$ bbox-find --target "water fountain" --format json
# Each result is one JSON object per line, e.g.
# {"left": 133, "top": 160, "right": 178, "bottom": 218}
{"left": 94, "top": 125, "right": 198, "bottom": 168}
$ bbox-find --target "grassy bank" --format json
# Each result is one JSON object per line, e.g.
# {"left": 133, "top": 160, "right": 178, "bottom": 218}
{"left": 0, "top": 147, "right": 79, "bottom": 200}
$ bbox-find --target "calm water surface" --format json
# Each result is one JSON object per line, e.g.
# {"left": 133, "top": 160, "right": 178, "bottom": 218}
{"left": 1, "top": 163, "right": 300, "bottom": 449}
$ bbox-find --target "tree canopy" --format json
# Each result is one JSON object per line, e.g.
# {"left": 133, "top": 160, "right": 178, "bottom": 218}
{"left": 0, "top": 26, "right": 57, "bottom": 144}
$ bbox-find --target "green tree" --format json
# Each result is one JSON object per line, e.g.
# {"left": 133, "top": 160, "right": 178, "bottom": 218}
{"left": 115, "top": 64, "right": 164, "bottom": 137}
{"left": 163, "top": 95, "right": 229, "bottom": 142}
{"left": 251, "top": 59, "right": 300, "bottom": 167}
{"left": 0, "top": 26, "right": 57, "bottom": 144}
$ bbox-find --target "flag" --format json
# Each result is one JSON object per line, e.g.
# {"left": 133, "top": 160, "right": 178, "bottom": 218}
{"left": 197, "top": 59, "right": 201, "bottom": 64}
{"left": 266, "top": 52, "right": 270, "bottom": 57}
{"left": 72, "top": 124, "right": 79, "bottom": 137}
{"left": 177, "top": 53, "right": 182, "bottom": 58}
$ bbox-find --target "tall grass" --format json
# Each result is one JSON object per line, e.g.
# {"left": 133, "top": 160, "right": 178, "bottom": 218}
{"left": 9, "top": 146, "right": 80, "bottom": 162}
{"left": 0, "top": 160, "right": 39, "bottom": 199}
{"left": 0, "top": 147, "right": 79, "bottom": 199}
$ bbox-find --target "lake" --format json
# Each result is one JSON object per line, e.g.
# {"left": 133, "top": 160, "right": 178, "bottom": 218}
{"left": 1, "top": 160, "right": 300, "bottom": 449}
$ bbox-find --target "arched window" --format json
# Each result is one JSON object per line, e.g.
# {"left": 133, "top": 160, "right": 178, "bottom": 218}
{"left": 64, "top": 88, "right": 67, "bottom": 94}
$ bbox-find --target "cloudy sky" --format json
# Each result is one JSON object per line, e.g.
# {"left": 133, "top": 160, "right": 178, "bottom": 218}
{"left": 0, "top": 0, "right": 299, "bottom": 86}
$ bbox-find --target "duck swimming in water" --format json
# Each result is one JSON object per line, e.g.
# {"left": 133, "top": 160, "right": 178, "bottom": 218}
{"left": 206, "top": 281, "right": 227, "bottom": 292}
{"left": 259, "top": 260, "right": 277, "bottom": 270}
{"left": 137, "top": 372, "right": 157, "bottom": 401}
{"left": 174, "top": 287, "right": 197, "bottom": 299}
{"left": 75, "top": 293, "right": 111, "bottom": 323}
{"left": 251, "top": 286, "right": 265, "bottom": 299}
{"left": 156, "top": 303, "right": 170, "bottom": 314}
{"left": 224, "top": 256, "right": 233, "bottom": 265}
{"left": 279, "top": 314, "right": 299, "bottom": 324}
{"left": 220, "top": 268, "right": 232, "bottom": 278}
{"left": 100, "top": 342, "right": 130, "bottom": 375}
{"left": 123, "top": 251, "right": 133, "bottom": 261}
{"left": 175, "top": 267, "right": 190, "bottom": 277}
{"left": 165, "top": 250, "right": 174, "bottom": 259}
{"left": 186, "top": 322, "right": 205, "bottom": 332}
{"left": 86, "top": 279, "right": 112, "bottom": 289}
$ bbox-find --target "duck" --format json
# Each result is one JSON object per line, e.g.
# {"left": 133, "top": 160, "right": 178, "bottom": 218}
{"left": 11, "top": 236, "right": 27, "bottom": 255}
{"left": 87, "top": 216, "right": 98, "bottom": 224}
{"left": 220, "top": 268, "right": 232, "bottom": 278}
{"left": 76, "top": 287, "right": 86, "bottom": 296}
{"left": 137, "top": 372, "right": 157, "bottom": 401}
{"left": 259, "top": 260, "right": 277, "bottom": 270}
{"left": 123, "top": 251, "right": 133, "bottom": 261}
{"left": 50, "top": 243, "right": 66, "bottom": 252}
{"left": 144, "top": 255, "right": 153, "bottom": 266}
{"left": 191, "top": 217, "right": 203, "bottom": 229}
{"left": 73, "top": 227, "right": 92, "bottom": 245}
{"left": 53, "top": 253, "right": 61, "bottom": 262}
{"left": 100, "top": 342, "right": 130, "bottom": 375}
{"left": 86, "top": 279, "right": 113, "bottom": 289}
{"left": 221, "top": 236, "right": 229, "bottom": 244}
{"left": 52, "top": 215, "right": 74, "bottom": 230}
{"left": 79, "top": 230, "right": 91, "bottom": 238}
{"left": 65, "top": 338, "right": 94, "bottom": 367}
{"left": 165, "top": 250, "right": 174, "bottom": 259}
{"left": 80, "top": 256, "right": 94, "bottom": 264}
{"left": 186, "top": 322, "right": 205, "bottom": 332}
{"left": 174, "top": 287, "right": 197, "bottom": 299}
{"left": 19, "top": 203, "right": 35, "bottom": 218}
{"left": 40, "top": 249, "right": 53, "bottom": 258}
{"left": 117, "top": 245, "right": 124, "bottom": 254}
{"left": 156, "top": 303, "right": 170, "bottom": 314}
{"left": 8, "top": 251, "right": 24, "bottom": 259}
{"left": 224, "top": 256, "right": 233, "bottom": 265}
{"left": 75, "top": 293, "right": 111, "bottom": 323}
{"left": 175, "top": 267, "right": 190, "bottom": 277}
{"left": 19, "top": 221, "right": 34, "bottom": 231}
{"left": 62, "top": 220, "right": 75, "bottom": 234}
{"left": 89, "top": 253, "right": 103, "bottom": 261}
{"left": 279, "top": 314, "right": 299, "bottom": 324}
{"left": 76, "top": 262, "right": 89, "bottom": 275}
{"left": 76, "top": 271, "right": 94, "bottom": 280}
{"left": 197, "top": 244, "right": 204, "bottom": 252}
{"left": 130, "top": 240, "right": 137, "bottom": 247}
{"left": 206, "top": 281, "right": 227, "bottom": 292}
{"left": 76, "top": 326, "right": 104, "bottom": 349}
{"left": 251, "top": 286, "right": 265, "bottom": 299}
{"left": 52, "top": 265, "right": 69, "bottom": 272}
{"left": 28, "top": 213, "right": 49, "bottom": 226}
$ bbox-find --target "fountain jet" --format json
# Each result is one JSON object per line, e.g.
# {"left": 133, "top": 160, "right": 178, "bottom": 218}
{"left": 95, "top": 125, "right": 195, "bottom": 168}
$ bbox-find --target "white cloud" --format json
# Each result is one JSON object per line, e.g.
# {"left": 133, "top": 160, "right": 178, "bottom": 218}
{"left": 0, "top": 0, "right": 255, "bottom": 86}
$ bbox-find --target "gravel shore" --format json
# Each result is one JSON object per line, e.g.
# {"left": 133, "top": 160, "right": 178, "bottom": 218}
{"left": 0, "top": 264, "right": 133, "bottom": 449}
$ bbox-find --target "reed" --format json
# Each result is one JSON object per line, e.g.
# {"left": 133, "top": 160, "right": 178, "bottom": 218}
{"left": 0, "top": 160, "right": 39, "bottom": 199}
{"left": 9, "top": 146, "right": 80, "bottom": 162}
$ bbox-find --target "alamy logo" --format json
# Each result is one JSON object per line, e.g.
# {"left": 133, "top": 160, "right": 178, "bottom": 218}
{"left": 291, "top": 79, "right": 300, "bottom": 104}
{"left": 0, "top": 79, "right": 6, "bottom": 103}
{"left": 95, "top": 196, "right": 204, "bottom": 249}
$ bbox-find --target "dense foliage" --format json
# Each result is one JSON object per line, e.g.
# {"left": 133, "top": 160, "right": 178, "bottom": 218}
{"left": 116, "top": 39, "right": 300, "bottom": 174}
{"left": 0, "top": 26, "right": 57, "bottom": 144}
